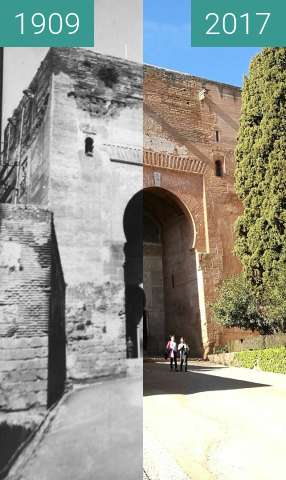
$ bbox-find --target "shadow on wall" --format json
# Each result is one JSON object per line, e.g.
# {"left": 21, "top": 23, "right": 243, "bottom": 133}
{"left": 123, "top": 191, "right": 145, "bottom": 358}
{"left": 48, "top": 222, "right": 66, "bottom": 407}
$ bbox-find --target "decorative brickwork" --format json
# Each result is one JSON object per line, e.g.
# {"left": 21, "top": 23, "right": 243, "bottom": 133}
{"left": 144, "top": 150, "right": 207, "bottom": 175}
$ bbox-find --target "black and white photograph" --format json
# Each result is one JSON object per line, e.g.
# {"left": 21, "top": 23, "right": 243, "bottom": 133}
{"left": 0, "top": 1, "right": 143, "bottom": 479}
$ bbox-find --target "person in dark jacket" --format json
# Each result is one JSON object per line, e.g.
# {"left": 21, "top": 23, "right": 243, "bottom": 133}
{"left": 178, "top": 337, "right": 189, "bottom": 372}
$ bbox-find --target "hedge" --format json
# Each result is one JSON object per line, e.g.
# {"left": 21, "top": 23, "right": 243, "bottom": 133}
{"left": 234, "top": 347, "right": 286, "bottom": 374}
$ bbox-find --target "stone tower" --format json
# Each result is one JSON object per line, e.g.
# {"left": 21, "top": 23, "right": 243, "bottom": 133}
{"left": 0, "top": 48, "right": 252, "bottom": 411}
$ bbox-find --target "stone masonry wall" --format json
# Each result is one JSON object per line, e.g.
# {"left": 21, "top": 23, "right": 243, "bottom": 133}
{"left": 48, "top": 49, "right": 143, "bottom": 376}
{"left": 0, "top": 54, "right": 52, "bottom": 204}
{"left": 66, "top": 283, "right": 126, "bottom": 380}
{"left": 1, "top": 48, "right": 143, "bottom": 380}
{"left": 0, "top": 205, "right": 52, "bottom": 411}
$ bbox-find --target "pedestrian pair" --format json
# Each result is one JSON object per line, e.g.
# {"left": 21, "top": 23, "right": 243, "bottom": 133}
{"left": 165, "top": 335, "right": 189, "bottom": 372}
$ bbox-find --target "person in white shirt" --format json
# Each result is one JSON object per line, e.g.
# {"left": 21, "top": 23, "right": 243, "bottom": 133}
{"left": 178, "top": 337, "right": 189, "bottom": 372}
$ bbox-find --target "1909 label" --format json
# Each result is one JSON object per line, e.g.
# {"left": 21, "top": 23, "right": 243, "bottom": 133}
{"left": 16, "top": 12, "right": 80, "bottom": 37}
{"left": 0, "top": 0, "right": 94, "bottom": 47}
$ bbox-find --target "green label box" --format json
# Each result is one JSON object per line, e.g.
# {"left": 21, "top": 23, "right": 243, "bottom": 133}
{"left": 191, "top": 0, "right": 285, "bottom": 47}
{"left": 0, "top": 0, "right": 94, "bottom": 46}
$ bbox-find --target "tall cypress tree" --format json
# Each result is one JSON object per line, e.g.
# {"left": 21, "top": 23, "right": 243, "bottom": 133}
{"left": 235, "top": 48, "right": 286, "bottom": 291}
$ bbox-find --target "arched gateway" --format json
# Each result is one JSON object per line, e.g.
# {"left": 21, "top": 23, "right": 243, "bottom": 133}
{"left": 143, "top": 187, "right": 203, "bottom": 356}
{"left": 123, "top": 185, "right": 206, "bottom": 358}
{"left": 142, "top": 145, "right": 246, "bottom": 357}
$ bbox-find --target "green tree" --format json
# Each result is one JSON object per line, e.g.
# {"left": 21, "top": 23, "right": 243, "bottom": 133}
{"left": 235, "top": 48, "right": 286, "bottom": 291}
{"left": 211, "top": 274, "right": 276, "bottom": 335}
{"left": 262, "top": 267, "right": 286, "bottom": 330}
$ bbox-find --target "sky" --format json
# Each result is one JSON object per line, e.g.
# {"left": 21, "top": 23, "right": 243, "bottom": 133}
{"left": 3, "top": 0, "right": 261, "bottom": 126}
{"left": 144, "top": 0, "right": 261, "bottom": 86}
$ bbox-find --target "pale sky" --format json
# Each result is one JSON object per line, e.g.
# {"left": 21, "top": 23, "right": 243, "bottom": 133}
{"left": 3, "top": 0, "right": 142, "bottom": 124}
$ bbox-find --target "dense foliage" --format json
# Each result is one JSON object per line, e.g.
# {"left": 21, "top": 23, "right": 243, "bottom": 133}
{"left": 262, "top": 267, "right": 286, "bottom": 329}
{"left": 211, "top": 274, "right": 279, "bottom": 335}
{"left": 234, "top": 347, "right": 286, "bottom": 374}
{"left": 235, "top": 48, "right": 286, "bottom": 290}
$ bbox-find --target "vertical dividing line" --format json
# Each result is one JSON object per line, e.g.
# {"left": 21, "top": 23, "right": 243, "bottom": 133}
{"left": 0, "top": 47, "right": 3, "bottom": 154}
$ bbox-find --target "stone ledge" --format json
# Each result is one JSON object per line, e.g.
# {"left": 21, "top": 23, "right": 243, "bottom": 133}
{"left": 0, "top": 348, "right": 48, "bottom": 361}
{"left": 208, "top": 352, "right": 235, "bottom": 366}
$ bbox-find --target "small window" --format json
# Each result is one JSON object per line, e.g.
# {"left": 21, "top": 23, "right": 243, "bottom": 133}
{"left": 215, "top": 160, "right": 223, "bottom": 177}
{"left": 215, "top": 130, "right": 220, "bottom": 142}
{"left": 171, "top": 274, "right": 175, "bottom": 289}
{"left": 85, "top": 137, "right": 94, "bottom": 156}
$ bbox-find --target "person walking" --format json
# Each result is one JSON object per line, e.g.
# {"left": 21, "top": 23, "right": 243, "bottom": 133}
{"left": 166, "top": 335, "right": 178, "bottom": 371}
{"left": 178, "top": 337, "right": 189, "bottom": 372}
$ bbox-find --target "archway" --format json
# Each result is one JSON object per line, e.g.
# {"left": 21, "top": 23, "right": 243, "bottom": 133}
{"left": 143, "top": 187, "right": 203, "bottom": 357}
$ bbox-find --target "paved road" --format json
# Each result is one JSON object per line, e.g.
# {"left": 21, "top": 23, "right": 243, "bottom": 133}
{"left": 14, "top": 376, "right": 142, "bottom": 480}
{"left": 144, "top": 361, "right": 286, "bottom": 480}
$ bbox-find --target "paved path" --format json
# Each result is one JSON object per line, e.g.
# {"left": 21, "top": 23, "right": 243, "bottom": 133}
{"left": 144, "top": 427, "right": 190, "bottom": 480}
{"left": 13, "top": 376, "right": 142, "bottom": 480}
{"left": 144, "top": 361, "right": 286, "bottom": 480}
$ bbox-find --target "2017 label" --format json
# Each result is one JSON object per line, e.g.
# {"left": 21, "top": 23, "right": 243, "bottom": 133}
{"left": 205, "top": 12, "right": 271, "bottom": 36}
{"left": 191, "top": 0, "right": 285, "bottom": 47}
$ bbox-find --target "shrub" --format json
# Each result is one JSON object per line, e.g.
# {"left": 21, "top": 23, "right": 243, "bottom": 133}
{"left": 257, "top": 347, "right": 286, "bottom": 374}
{"left": 211, "top": 274, "right": 276, "bottom": 335}
{"left": 233, "top": 350, "right": 259, "bottom": 369}
{"left": 234, "top": 347, "right": 286, "bottom": 374}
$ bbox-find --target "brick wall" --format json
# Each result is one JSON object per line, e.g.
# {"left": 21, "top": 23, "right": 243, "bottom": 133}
{"left": 0, "top": 205, "right": 65, "bottom": 411}
{"left": 143, "top": 65, "right": 249, "bottom": 353}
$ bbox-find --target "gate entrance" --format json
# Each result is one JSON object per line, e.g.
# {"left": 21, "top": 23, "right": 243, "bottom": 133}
{"left": 143, "top": 187, "right": 203, "bottom": 356}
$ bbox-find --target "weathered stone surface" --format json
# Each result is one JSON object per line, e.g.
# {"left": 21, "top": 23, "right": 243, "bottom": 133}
{"left": 0, "top": 205, "right": 65, "bottom": 412}
{"left": 1, "top": 48, "right": 144, "bottom": 404}
{"left": 0, "top": 206, "right": 51, "bottom": 410}
{"left": 0, "top": 348, "right": 48, "bottom": 361}
{"left": 0, "top": 337, "right": 48, "bottom": 349}
{"left": 208, "top": 352, "right": 236, "bottom": 366}
{"left": 66, "top": 282, "right": 127, "bottom": 379}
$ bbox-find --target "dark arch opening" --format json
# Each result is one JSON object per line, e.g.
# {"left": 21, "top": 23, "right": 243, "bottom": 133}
{"left": 215, "top": 160, "right": 223, "bottom": 177}
{"left": 85, "top": 137, "right": 94, "bottom": 156}
{"left": 123, "top": 191, "right": 145, "bottom": 358}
